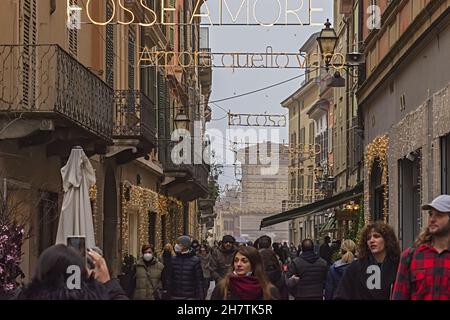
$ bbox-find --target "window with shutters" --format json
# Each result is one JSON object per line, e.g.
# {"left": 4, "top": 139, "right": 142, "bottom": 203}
{"left": 22, "top": 0, "right": 37, "bottom": 108}
{"left": 128, "top": 30, "right": 135, "bottom": 90}
{"left": 299, "top": 127, "right": 305, "bottom": 145}
{"left": 105, "top": 1, "right": 114, "bottom": 88}
{"left": 309, "top": 122, "right": 315, "bottom": 145}
{"left": 68, "top": 0, "right": 78, "bottom": 57}
{"left": 169, "top": 0, "right": 175, "bottom": 47}
{"left": 158, "top": 72, "right": 169, "bottom": 161}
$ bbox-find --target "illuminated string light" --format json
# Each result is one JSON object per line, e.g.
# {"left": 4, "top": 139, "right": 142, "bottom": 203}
{"left": 120, "top": 184, "right": 183, "bottom": 258}
{"left": 364, "top": 135, "right": 389, "bottom": 223}
{"left": 89, "top": 184, "right": 98, "bottom": 243}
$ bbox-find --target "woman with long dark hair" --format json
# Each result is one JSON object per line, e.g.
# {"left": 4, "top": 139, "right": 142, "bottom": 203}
{"left": 211, "top": 246, "right": 280, "bottom": 300}
{"left": 334, "top": 221, "right": 401, "bottom": 300}
{"left": 17, "top": 244, "right": 127, "bottom": 300}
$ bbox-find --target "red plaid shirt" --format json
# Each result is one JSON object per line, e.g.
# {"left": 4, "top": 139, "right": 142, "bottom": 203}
{"left": 392, "top": 244, "right": 450, "bottom": 300}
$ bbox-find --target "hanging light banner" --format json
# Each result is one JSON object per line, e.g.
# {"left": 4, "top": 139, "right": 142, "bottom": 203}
{"left": 69, "top": 0, "right": 323, "bottom": 27}
{"left": 138, "top": 46, "right": 345, "bottom": 70}
{"left": 228, "top": 113, "right": 287, "bottom": 127}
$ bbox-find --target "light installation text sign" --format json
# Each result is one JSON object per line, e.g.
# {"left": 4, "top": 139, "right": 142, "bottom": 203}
{"left": 69, "top": 0, "right": 324, "bottom": 26}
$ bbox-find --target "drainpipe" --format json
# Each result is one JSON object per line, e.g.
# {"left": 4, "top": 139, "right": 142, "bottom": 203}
{"left": 345, "top": 17, "right": 350, "bottom": 191}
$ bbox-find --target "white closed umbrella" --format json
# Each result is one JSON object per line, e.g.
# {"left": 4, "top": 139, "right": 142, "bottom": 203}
{"left": 55, "top": 146, "right": 96, "bottom": 249}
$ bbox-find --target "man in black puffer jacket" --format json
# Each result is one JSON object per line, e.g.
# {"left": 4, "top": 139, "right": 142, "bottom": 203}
{"left": 168, "top": 235, "right": 205, "bottom": 300}
{"left": 286, "top": 239, "right": 328, "bottom": 300}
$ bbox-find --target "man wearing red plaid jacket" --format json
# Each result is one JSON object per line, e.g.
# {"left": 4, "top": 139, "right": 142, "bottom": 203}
{"left": 392, "top": 195, "right": 450, "bottom": 300}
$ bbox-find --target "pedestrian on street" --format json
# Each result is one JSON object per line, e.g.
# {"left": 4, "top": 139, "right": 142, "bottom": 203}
{"left": 167, "top": 235, "right": 204, "bottom": 300}
{"left": 289, "top": 243, "right": 298, "bottom": 259}
{"left": 286, "top": 239, "right": 328, "bottom": 300}
{"left": 334, "top": 222, "right": 400, "bottom": 300}
{"left": 257, "top": 235, "right": 289, "bottom": 299}
{"left": 131, "top": 244, "right": 165, "bottom": 300}
{"left": 319, "top": 236, "right": 334, "bottom": 266}
{"left": 211, "top": 246, "right": 280, "bottom": 300}
{"left": 324, "top": 239, "right": 356, "bottom": 300}
{"left": 210, "top": 235, "right": 237, "bottom": 283}
{"left": 392, "top": 195, "right": 450, "bottom": 300}
{"left": 198, "top": 244, "right": 213, "bottom": 297}
{"left": 17, "top": 244, "right": 128, "bottom": 300}
{"left": 161, "top": 243, "right": 175, "bottom": 291}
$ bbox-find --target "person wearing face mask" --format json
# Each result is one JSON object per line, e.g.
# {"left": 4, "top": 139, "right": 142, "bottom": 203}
{"left": 167, "top": 235, "right": 205, "bottom": 300}
{"left": 210, "top": 235, "right": 237, "bottom": 284}
{"left": 211, "top": 246, "right": 280, "bottom": 300}
{"left": 334, "top": 222, "right": 400, "bottom": 300}
{"left": 132, "top": 244, "right": 165, "bottom": 300}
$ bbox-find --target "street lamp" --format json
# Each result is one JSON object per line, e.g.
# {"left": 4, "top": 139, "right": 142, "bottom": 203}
{"left": 314, "top": 163, "right": 324, "bottom": 180}
{"left": 317, "top": 19, "right": 339, "bottom": 71}
{"left": 174, "top": 109, "right": 190, "bottom": 131}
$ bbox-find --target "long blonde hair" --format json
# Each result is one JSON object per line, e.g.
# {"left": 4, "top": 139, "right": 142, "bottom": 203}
{"left": 340, "top": 239, "right": 356, "bottom": 263}
{"left": 164, "top": 243, "right": 176, "bottom": 256}
{"left": 218, "top": 246, "right": 274, "bottom": 300}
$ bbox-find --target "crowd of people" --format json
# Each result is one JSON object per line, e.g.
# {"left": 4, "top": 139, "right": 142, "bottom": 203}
{"left": 3, "top": 195, "right": 449, "bottom": 300}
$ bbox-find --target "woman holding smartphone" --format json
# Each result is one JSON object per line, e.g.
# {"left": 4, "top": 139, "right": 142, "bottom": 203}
{"left": 17, "top": 244, "right": 128, "bottom": 300}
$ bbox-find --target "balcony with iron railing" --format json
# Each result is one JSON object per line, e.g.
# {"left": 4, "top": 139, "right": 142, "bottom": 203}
{"left": 159, "top": 139, "right": 210, "bottom": 201}
{"left": 113, "top": 90, "right": 157, "bottom": 149}
{"left": 0, "top": 45, "right": 113, "bottom": 143}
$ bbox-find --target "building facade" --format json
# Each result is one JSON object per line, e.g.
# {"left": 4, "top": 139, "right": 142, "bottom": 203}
{"left": 214, "top": 143, "right": 289, "bottom": 243}
{"left": 357, "top": 0, "right": 450, "bottom": 248}
{"left": 0, "top": 0, "right": 212, "bottom": 279}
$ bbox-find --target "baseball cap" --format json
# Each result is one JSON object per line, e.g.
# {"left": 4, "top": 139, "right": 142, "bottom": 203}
{"left": 422, "top": 195, "right": 450, "bottom": 212}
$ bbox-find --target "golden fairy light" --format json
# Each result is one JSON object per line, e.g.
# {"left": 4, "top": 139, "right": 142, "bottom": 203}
{"left": 364, "top": 135, "right": 389, "bottom": 223}
{"left": 120, "top": 183, "right": 183, "bottom": 258}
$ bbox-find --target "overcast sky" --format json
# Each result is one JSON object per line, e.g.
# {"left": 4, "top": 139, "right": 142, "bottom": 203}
{"left": 202, "top": 0, "right": 334, "bottom": 191}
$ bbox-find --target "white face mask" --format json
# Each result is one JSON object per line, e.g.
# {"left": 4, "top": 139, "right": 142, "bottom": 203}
{"left": 143, "top": 253, "right": 153, "bottom": 262}
{"left": 174, "top": 244, "right": 182, "bottom": 253}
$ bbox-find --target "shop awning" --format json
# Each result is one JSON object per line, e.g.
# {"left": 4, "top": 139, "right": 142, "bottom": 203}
{"left": 319, "top": 216, "right": 337, "bottom": 234}
{"left": 259, "top": 183, "right": 363, "bottom": 229}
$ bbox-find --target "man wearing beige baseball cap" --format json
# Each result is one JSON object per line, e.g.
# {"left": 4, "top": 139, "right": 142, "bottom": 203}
{"left": 392, "top": 195, "right": 450, "bottom": 300}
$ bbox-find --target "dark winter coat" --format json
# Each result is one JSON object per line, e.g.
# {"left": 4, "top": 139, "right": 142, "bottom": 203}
{"left": 287, "top": 251, "right": 328, "bottom": 300}
{"left": 168, "top": 249, "right": 204, "bottom": 300}
{"left": 259, "top": 248, "right": 289, "bottom": 300}
{"left": 319, "top": 243, "right": 334, "bottom": 266}
{"left": 17, "top": 278, "right": 128, "bottom": 300}
{"left": 334, "top": 255, "right": 399, "bottom": 300}
{"left": 161, "top": 251, "right": 174, "bottom": 290}
{"left": 324, "top": 259, "right": 354, "bottom": 300}
{"left": 209, "top": 246, "right": 236, "bottom": 282}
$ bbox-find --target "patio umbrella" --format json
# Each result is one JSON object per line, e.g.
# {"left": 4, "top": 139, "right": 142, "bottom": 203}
{"left": 55, "top": 146, "right": 96, "bottom": 249}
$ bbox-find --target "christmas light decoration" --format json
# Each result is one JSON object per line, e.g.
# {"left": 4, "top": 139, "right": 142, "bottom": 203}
{"left": 120, "top": 183, "right": 183, "bottom": 258}
{"left": 364, "top": 135, "right": 389, "bottom": 223}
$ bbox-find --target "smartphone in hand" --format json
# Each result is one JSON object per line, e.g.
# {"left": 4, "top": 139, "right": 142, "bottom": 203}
{"left": 67, "top": 236, "right": 87, "bottom": 266}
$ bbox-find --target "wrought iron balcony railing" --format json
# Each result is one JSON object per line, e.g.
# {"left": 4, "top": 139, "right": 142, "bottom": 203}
{"left": 159, "top": 140, "right": 195, "bottom": 176}
{"left": 194, "top": 163, "right": 210, "bottom": 191}
{"left": 0, "top": 45, "right": 113, "bottom": 140}
{"left": 113, "top": 90, "right": 156, "bottom": 146}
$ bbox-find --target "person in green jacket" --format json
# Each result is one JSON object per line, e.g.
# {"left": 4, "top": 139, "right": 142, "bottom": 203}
{"left": 132, "top": 244, "right": 165, "bottom": 300}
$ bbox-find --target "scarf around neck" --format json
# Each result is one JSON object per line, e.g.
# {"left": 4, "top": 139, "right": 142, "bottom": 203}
{"left": 228, "top": 275, "right": 263, "bottom": 300}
